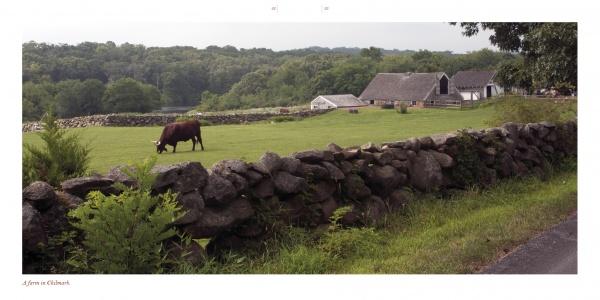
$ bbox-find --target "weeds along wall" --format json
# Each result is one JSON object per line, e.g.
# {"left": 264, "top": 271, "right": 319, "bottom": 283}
{"left": 21, "top": 109, "right": 333, "bottom": 132}
{"left": 22, "top": 120, "right": 577, "bottom": 269}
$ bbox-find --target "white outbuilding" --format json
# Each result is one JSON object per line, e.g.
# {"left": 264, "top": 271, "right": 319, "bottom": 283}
{"left": 310, "top": 94, "right": 366, "bottom": 110}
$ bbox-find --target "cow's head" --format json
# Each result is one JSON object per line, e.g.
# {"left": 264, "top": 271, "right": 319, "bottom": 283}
{"left": 153, "top": 140, "right": 167, "bottom": 154}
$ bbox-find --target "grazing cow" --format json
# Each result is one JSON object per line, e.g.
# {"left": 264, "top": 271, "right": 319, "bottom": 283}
{"left": 152, "top": 120, "right": 204, "bottom": 154}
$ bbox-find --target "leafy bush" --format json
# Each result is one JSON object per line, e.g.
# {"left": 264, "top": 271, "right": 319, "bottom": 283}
{"left": 23, "top": 111, "right": 90, "bottom": 186}
{"left": 68, "top": 157, "right": 184, "bottom": 274}
{"left": 396, "top": 102, "right": 408, "bottom": 114}
{"left": 318, "top": 206, "right": 382, "bottom": 259}
{"left": 449, "top": 130, "right": 486, "bottom": 188}
{"left": 270, "top": 116, "right": 298, "bottom": 123}
{"left": 487, "top": 96, "right": 576, "bottom": 126}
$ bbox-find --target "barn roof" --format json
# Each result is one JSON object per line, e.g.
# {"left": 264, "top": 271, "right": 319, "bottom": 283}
{"left": 451, "top": 70, "right": 497, "bottom": 89}
{"left": 315, "top": 94, "right": 366, "bottom": 107}
{"left": 358, "top": 72, "right": 446, "bottom": 102}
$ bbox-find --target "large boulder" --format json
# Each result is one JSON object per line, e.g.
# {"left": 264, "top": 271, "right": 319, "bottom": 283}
{"left": 60, "top": 176, "right": 115, "bottom": 198}
{"left": 273, "top": 171, "right": 307, "bottom": 194}
{"left": 300, "top": 163, "right": 330, "bottom": 180}
{"left": 173, "top": 190, "right": 205, "bottom": 225}
{"left": 211, "top": 159, "right": 249, "bottom": 175}
{"left": 280, "top": 157, "right": 302, "bottom": 174}
{"left": 152, "top": 162, "right": 209, "bottom": 194}
{"left": 387, "top": 189, "right": 413, "bottom": 212}
{"left": 55, "top": 191, "right": 84, "bottom": 209}
{"left": 365, "top": 165, "right": 405, "bottom": 197}
{"left": 361, "top": 142, "right": 381, "bottom": 153}
{"left": 220, "top": 172, "right": 248, "bottom": 193}
{"left": 106, "top": 165, "right": 137, "bottom": 187}
{"left": 255, "top": 152, "right": 282, "bottom": 174}
{"left": 385, "top": 148, "right": 408, "bottom": 161}
{"left": 496, "top": 152, "right": 517, "bottom": 178}
{"left": 242, "top": 170, "right": 264, "bottom": 186}
{"left": 307, "top": 181, "right": 337, "bottom": 203}
{"left": 327, "top": 143, "right": 343, "bottom": 152}
{"left": 251, "top": 178, "right": 275, "bottom": 199}
{"left": 373, "top": 151, "right": 394, "bottom": 165}
{"left": 293, "top": 150, "right": 334, "bottom": 163}
{"left": 342, "top": 174, "right": 371, "bottom": 201}
{"left": 22, "top": 202, "right": 47, "bottom": 253}
{"left": 23, "top": 181, "right": 56, "bottom": 211}
{"left": 428, "top": 150, "right": 455, "bottom": 168}
{"left": 182, "top": 197, "right": 255, "bottom": 238}
{"left": 418, "top": 136, "right": 435, "bottom": 150}
{"left": 430, "top": 132, "right": 458, "bottom": 148}
{"left": 202, "top": 174, "right": 237, "bottom": 206}
{"left": 410, "top": 150, "right": 443, "bottom": 191}
{"left": 338, "top": 161, "right": 354, "bottom": 175}
{"left": 321, "top": 161, "right": 345, "bottom": 181}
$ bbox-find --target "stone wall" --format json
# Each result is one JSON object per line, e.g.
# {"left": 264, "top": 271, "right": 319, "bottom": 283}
{"left": 22, "top": 109, "right": 334, "bottom": 132}
{"left": 22, "top": 120, "right": 577, "bottom": 268}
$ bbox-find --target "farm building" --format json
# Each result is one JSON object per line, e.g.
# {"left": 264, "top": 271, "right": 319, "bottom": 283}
{"left": 451, "top": 70, "right": 503, "bottom": 100}
{"left": 310, "top": 94, "right": 366, "bottom": 110}
{"left": 359, "top": 72, "right": 463, "bottom": 108}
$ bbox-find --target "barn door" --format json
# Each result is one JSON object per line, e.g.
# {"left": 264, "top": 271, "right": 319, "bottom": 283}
{"left": 440, "top": 76, "right": 448, "bottom": 94}
{"left": 486, "top": 86, "right": 492, "bottom": 98}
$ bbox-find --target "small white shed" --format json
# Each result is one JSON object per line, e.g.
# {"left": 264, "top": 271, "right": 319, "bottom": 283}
{"left": 310, "top": 94, "right": 366, "bottom": 110}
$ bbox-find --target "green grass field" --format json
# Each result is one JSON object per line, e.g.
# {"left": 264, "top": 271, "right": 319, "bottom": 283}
{"left": 23, "top": 106, "right": 495, "bottom": 174}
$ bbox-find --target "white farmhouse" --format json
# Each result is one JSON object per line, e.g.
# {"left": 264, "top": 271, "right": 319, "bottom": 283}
{"left": 310, "top": 94, "right": 366, "bottom": 110}
{"left": 451, "top": 70, "right": 504, "bottom": 100}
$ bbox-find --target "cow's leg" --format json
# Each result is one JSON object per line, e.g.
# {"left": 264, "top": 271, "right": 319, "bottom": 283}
{"left": 192, "top": 137, "right": 196, "bottom": 151}
{"left": 172, "top": 143, "right": 177, "bottom": 153}
{"left": 197, "top": 132, "right": 205, "bottom": 151}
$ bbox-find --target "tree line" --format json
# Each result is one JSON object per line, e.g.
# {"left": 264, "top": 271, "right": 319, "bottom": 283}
{"left": 23, "top": 41, "right": 517, "bottom": 120}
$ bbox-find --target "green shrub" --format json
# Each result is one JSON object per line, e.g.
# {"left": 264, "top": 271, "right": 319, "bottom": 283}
{"left": 23, "top": 111, "right": 90, "bottom": 186}
{"left": 396, "top": 102, "right": 408, "bottom": 114}
{"left": 487, "top": 96, "right": 576, "bottom": 126}
{"left": 449, "top": 130, "right": 486, "bottom": 188}
{"left": 68, "top": 157, "right": 184, "bottom": 274}
{"left": 270, "top": 116, "right": 298, "bottom": 123}
{"left": 318, "top": 206, "right": 383, "bottom": 259}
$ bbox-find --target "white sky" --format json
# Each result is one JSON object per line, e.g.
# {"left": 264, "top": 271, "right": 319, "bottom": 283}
{"left": 22, "top": 22, "right": 496, "bottom": 53}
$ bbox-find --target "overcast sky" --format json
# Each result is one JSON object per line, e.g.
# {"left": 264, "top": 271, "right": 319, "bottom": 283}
{"left": 23, "top": 22, "right": 496, "bottom": 53}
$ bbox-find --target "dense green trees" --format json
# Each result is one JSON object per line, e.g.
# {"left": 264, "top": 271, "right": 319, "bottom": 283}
{"left": 453, "top": 22, "right": 577, "bottom": 92}
{"left": 102, "top": 78, "right": 161, "bottom": 113}
{"left": 23, "top": 41, "right": 518, "bottom": 115}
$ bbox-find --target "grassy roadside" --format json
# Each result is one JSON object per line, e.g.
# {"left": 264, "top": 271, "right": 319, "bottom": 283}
{"left": 199, "top": 162, "right": 577, "bottom": 274}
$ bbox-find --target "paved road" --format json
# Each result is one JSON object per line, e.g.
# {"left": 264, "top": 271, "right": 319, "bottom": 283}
{"left": 481, "top": 212, "right": 577, "bottom": 274}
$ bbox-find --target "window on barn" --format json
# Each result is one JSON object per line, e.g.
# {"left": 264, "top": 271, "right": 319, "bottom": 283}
{"left": 440, "top": 76, "right": 448, "bottom": 94}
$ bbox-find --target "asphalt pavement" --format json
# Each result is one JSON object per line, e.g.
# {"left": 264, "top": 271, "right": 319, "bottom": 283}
{"left": 480, "top": 212, "right": 577, "bottom": 274}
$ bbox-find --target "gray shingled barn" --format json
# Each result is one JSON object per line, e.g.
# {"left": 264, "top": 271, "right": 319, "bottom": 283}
{"left": 358, "top": 72, "right": 463, "bottom": 108}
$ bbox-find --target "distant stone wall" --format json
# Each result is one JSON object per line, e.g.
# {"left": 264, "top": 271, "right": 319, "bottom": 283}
{"left": 22, "top": 109, "right": 334, "bottom": 132}
{"left": 22, "top": 120, "right": 577, "bottom": 271}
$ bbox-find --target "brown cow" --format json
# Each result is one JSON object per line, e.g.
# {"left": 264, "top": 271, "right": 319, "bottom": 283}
{"left": 152, "top": 120, "right": 204, "bottom": 154}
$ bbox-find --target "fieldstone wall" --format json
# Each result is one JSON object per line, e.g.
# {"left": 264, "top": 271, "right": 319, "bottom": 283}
{"left": 22, "top": 109, "right": 333, "bottom": 132}
{"left": 22, "top": 120, "right": 577, "bottom": 269}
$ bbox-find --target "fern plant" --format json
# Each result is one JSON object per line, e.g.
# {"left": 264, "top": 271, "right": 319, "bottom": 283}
{"left": 68, "top": 157, "right": 184, "bottom": 274}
